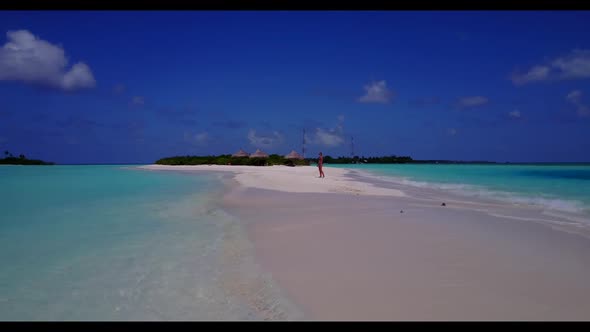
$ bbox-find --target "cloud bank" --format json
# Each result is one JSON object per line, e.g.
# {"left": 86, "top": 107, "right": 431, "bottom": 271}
{"left": 184, "top": 131, "right": 210, "bottom": 145}
{"left": 306, "top": 115, "right": 346, "bottom": 147}
{"left": 509, "top": 110, "right": 521, "bottom": 118}
{"left": 247, "top": 129, "right": 284, "bottom": 148}
{"left": 358, "top": 80, "right": 394, "bottom": 104}
{"left": 511, "top": 49, "right": 590, "bottom": 85}
{"left": 0, "top": 30, "right": 96, "bottom": 91}
{"left": 456, "top": 96, "right": 489, "bottom": 109}
{"left": 566, "top": 90, "right": 589, "bottom": 117}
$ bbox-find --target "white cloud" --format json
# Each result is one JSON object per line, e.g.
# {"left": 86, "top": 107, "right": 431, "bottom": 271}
{"left": 247, "top": 129, "right": 283, "bottom": 148}
{"left": 510, "top": 65, "right": 550, "bottom": 85}
{"left": 315, "top": 128, "right": 344, "bottom": 146}
{"left": 0, "top": 30, "right": 96, "bottom": 91}
{"left": 552, "top": 50, "right": 590, "bottom": 79}
{"left": 566, "top": 90, "right": 590, "bottom": 117}
{"left": 195, "top": 132, "right": 209, "bottom": 144}
{"left": 509, "top": 110, "right": 521, "bottom": 118}
{"left": 457, "top": 96, "right": 489, "bottom": 108}
{"left": 566, "top": 90, "right": 582, "bottom": 103}
{"left": 306, "top": 116, "right": 346, "bottom": 147}
{"left": 184, "top": 131, "right": 210, "bottom": 145}
{"left": 131, "top": 96, "right": 145, "bottom": 106}
{"left": 358, "top": 80, "right": 394, "bottom": 104}
{"left": 511, "top": 49, "right": 590, "bottom": 85}
{"left": 447, "top": 128, "right": 457, "bottom": 136}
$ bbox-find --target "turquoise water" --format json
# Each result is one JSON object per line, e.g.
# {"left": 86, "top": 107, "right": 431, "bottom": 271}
{"left": 3, "top": 164, "right": 589, "bottom": 319}
{"left": 0, "top": 165, "right": 268, "bottom": 320}
{"left": 326, "top": 164, "right": 590, "bottom": 215}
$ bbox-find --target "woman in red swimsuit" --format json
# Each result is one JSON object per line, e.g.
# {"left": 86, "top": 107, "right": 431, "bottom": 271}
{"left": 318, "top": 152, "right": 325, "bottom": 178}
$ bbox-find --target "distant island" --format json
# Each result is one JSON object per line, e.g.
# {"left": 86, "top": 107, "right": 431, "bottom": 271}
{"left": 1, "top": 151, "right": 55, "bottom": 165}
{"left": 155, "top": 154, "right": 413, "bottom": 166}
{"left": 155, "top": 154, "right": 498, "bottom": 166}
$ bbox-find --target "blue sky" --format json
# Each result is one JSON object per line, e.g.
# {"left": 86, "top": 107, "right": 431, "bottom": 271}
{"left": 1, "top": 11, "right": 589, "bottom": 164}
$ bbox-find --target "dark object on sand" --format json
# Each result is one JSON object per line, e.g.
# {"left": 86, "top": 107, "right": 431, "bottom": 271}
{"left": 441, "top": 202, "right": 446, "bottom": 206}
{"left": 400, "top": 210, "right": 404, "bottom": 213}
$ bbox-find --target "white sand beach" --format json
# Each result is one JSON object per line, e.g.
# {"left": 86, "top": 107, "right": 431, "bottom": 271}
{"left": 140, "top": 165, "right": 405, "bottom": 197}
{"left": 139, "top": 164, "right": 590, "bottom": 320}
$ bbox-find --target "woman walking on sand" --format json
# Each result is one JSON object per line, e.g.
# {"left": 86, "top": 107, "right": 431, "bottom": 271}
{"left": 318, "top": 152, "right": 325, "bottom": 178}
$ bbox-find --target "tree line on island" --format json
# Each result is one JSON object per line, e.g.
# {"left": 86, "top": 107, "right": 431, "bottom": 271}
{"left": 155, "top": 150, "right": 500, "bottom": 166}
{"left": 0, "top": 150, "right": 55, "bottom": 165}
{"left": 155, "top": 152, "right": 417, "bottom": 166}
{"left": 0, "top": 149, "right": 497, "bottom": 167}
{"left": 155, "top": 154, "right": 310, "bottom": 166}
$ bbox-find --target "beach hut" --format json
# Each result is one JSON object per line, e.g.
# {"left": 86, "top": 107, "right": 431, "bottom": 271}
{"left": 284, "top": 150, "right": 304, "bottom": 160}
{"left": 249, "top": 149, "right": 269, "bottom": 158}
{"left": 232, "top": 149, "right": 250, "bottom": 158}
{"left": 249, "top": 149, "right": 269, "bottom": 166}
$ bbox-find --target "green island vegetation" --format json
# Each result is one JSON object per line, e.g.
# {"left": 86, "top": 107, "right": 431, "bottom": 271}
{"left": 155, "top": 154, "right": 310, "bottom": 166}
{"left": 0, "top": 151, "right": 55, "bottom": 165}
{"left": 155, "top": 154, "right": 499, "bottom": 166}
{"left": 155, "top": 154, "right": 414, "bottom": 166}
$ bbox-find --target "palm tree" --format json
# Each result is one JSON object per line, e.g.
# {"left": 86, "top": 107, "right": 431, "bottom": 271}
{"left": 19, "top": 154, "right": 25, "bottom": 159}
{"left": 4, "top": 150, "right": 8, "bottom": 158}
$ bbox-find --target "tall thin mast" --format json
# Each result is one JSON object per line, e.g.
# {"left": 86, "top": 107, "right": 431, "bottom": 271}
{"left": 302, "top": 128, "right": 306, "bottom": 159}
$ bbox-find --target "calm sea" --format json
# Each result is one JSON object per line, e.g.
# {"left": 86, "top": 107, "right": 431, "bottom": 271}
{"left": 0, "top": 165, "right": 296, "bottom": 320}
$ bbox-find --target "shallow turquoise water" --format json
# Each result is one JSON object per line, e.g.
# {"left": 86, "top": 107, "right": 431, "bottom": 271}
{"left": 0, "top": 165, "right": 258, "bottom": 320}
{"left": 326, "top": 164, "right": 590, "bottom": 215}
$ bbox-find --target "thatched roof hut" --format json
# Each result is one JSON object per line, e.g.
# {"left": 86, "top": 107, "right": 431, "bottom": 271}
{"left": 249, "top": 149, "right": 269, "bottom": 158}
{"left": 232, "top": 149, "right": 249, "bottom": 158}
{"left": 285, "top": 150, "right": 303, "bottom": 160}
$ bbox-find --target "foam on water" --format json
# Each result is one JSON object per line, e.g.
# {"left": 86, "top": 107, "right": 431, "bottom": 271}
{"left": 328, "top": 164, "right": 590, "bottom": 216}
{"left": 396, "top": 175, "right": 586, "bottom": 214}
